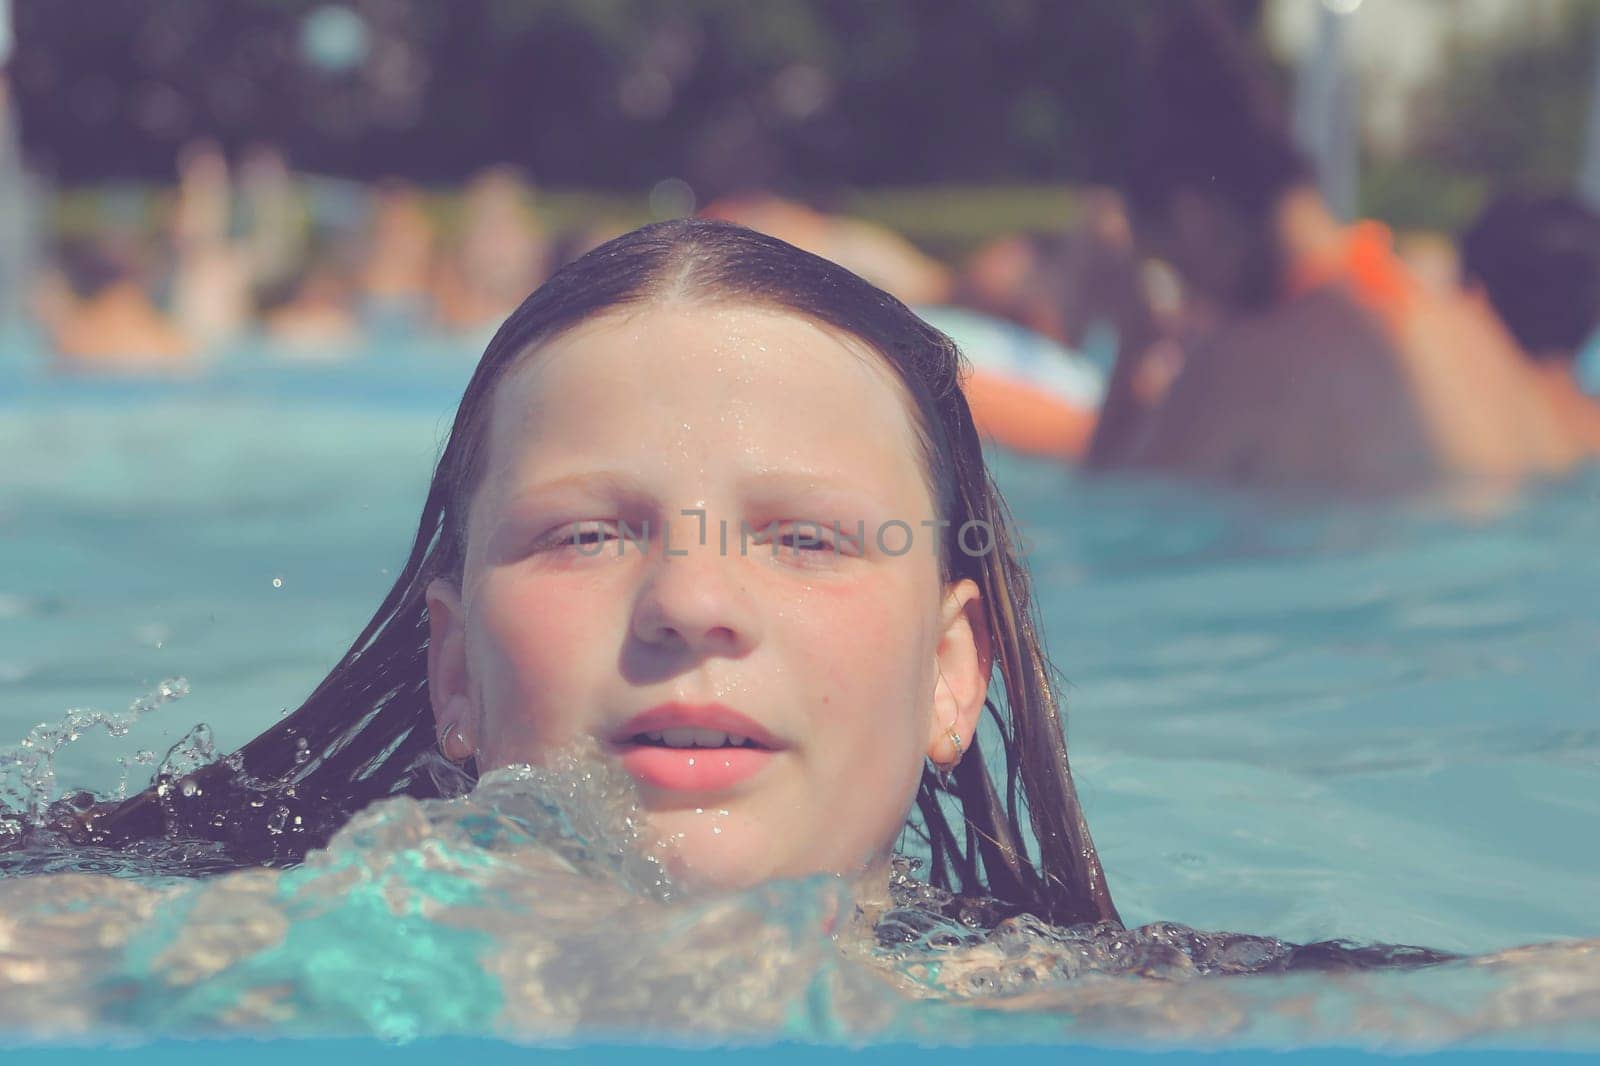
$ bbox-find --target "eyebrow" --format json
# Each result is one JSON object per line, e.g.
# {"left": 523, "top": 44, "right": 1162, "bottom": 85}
{"left": 735, "top": 471, "right": 889, "bottom": 516}
{"left": 508, "top": 470, "right": 648, "bottom": 500}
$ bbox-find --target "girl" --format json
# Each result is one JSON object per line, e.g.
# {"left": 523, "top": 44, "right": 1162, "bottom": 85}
{"left": 76, "top": 218, "right": 1120, "bottom": 929}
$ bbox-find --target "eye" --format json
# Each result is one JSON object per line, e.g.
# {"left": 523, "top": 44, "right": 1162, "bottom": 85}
{"left": 778, "top": 530, "right": 831, "bottom": 553}
{"left": 533, "top": 520, "right": 621, "bottom": 553}
{"left": 757, "top": 521, "right": 864, "bottom": 561}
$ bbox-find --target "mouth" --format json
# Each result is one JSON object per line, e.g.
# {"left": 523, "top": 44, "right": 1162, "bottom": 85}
{"left": 620, "top": 728, "right": 770, "bottom": 751}
{"left": 608, "top": 704, "right": 783, "bottom": 793}
{"left": 609, "top": 702, "right": 783, "bottom": 751}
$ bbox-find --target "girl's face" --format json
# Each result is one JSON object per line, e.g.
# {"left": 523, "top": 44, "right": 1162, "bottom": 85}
{"left": 426, "top": 301, "right": 990, "bottom": 892}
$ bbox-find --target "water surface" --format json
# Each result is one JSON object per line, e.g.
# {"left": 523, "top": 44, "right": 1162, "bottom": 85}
{"left": 2, "top": 332, "right": 1598, "bottom": 1046}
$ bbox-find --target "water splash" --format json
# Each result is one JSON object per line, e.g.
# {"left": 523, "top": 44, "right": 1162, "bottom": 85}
{"left": 113, "top": 749, "right": 158, "bottom": 804}
{"left": 867, "top": 857, "right": 1300, "bottom": 993}
{"left": 463, "top": 745, "right": 676, "bottom": 901}
{"left": 0, "top": 746, "right": 900, "bottom": 1040}
{"left": 0, "top": 678, "right": 189, "bottom": 834}
{"left": 0, "top": 746, "right": 1596, "bottom": 1043}
{"left": 1, "top": 721, "right": 1597, "bottom": 1044}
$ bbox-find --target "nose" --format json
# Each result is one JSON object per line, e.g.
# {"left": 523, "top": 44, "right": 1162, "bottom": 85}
{"left": 629, "top": 538, "right": 761, "bottom": 658}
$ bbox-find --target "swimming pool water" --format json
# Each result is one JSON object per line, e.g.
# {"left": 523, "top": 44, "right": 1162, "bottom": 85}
{"left": 1, "top": 329, "right": 1598, "bottom": 1046}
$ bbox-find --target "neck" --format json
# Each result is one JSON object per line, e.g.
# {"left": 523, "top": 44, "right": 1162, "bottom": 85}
{"left": 844, "top": 850, "right": 895, "bottom": 912}
{"left": 90, "top": 281, "right": 154, "bottom": 312}
{"left": 820, "top": 851, "right": 896, "bottom": 944}
{"left": 1529, "top": 355, "right": 1580, "bottom": 389}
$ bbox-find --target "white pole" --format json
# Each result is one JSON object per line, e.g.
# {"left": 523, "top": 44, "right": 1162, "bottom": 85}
{"left": 1578, "top": 23, "right": 1600, "bottom": 211}
{"left": 1292, "top": 1, "right": 1360, "bottom": 221}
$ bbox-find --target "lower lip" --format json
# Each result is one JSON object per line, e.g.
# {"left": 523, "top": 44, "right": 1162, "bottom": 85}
{"left": 615, "top": 744, "right": 776, "bottom": 793}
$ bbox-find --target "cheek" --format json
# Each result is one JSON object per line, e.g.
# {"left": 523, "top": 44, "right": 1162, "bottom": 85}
{"left": 793, "top": 575, "right": 936, "bottom": 755}
{"left": 469, "top": 570, "right": 613, "bottom": 757}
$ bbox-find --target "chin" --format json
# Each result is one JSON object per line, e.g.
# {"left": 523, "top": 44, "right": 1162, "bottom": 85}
{"left": 644, "top": 810, "right": 794, "bottom": 893}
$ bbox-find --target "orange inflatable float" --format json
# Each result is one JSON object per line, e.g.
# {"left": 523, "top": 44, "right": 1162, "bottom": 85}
{"left": 916, "top": 307, "right": 1107, "bottom": 461}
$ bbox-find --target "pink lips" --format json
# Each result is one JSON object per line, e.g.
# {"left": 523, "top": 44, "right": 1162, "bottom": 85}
{"left": 609, "top": 702, "right": 782, "bottom": 794}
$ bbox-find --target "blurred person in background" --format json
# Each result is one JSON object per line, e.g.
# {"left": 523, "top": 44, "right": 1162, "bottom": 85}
{"left": 1089, "top": 1, "right": 1582, "bottom": 497}
{"left": 1394, "top": 230, "right": 1462, "bottom": 299}
{"left": 431, "top": 166, "right": 549, "bottom": 335}
{"left": 34, "top": 237, "right": 190, "bottom": 366}
{"left": 1050, "top": 189, "right": 1151, "bottom": 370}
{"left": 169, "top": 140, "right": 252, "bottom": 351}
{"left": 961, "top": 233, "right": 1057, "bottom": 333}
{"left": 959, "top": 189, "right": 1147, "bottom": 364}
{"left": 256, "top": 244, "right": 361, "bottom": 356}
{"left": 238, "top": 144, "right": 313, "bottom": 303}
{"left": 934, "top": 192, "right": 1149, "bottom": 462}
{"left": 701, "top": 193, "right": 952, "bottom": 306}
{"left": 358, "top": 179, "right": 435, "bottom": 331}
{"left": 1462, "top": 191, "right": 1600, "bottom": 453}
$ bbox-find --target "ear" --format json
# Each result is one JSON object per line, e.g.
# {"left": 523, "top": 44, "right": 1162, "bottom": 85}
{"left": 425, "top": 577, "right": 477, "bottom": 760}
{"left": 928, "top": 578, "right": 992, "bottom": 768}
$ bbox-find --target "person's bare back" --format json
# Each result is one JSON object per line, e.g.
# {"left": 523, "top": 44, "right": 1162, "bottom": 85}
{"left": 1127, "top": 286, "right": 1432, "bottom": 493}
{"left": 1124, "top": 279, "right": 1581, "bottom": 496}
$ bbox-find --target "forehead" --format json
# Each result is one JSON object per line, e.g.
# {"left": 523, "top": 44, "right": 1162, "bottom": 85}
{"left": 481, "top": 301, "right": 932, "bottom": 509}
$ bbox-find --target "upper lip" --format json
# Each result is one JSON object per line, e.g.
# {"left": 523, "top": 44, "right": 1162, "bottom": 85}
{"left": 610, "top": 702, "right": 784, "bottom": 749}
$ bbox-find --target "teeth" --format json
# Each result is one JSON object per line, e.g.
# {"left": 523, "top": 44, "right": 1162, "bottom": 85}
{"left": 648, "top": 728, "right": 749, "bottom": 748}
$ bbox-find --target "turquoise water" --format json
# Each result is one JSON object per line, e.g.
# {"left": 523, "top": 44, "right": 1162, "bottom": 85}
{"left": 1, "top": 327, "right": 1598, "bottom": 1046}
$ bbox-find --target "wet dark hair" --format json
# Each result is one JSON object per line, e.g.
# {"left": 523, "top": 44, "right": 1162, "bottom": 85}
{"left": 1462, "top": 191, "right": 1600, "bottom": 359}
{"left": 1122, "top": 1, "right": 1311, "bottom": 227}
{"left": 80, "top": 219, "right": 1121, "bottom": 928}
{"left": 57, "top": 240, "right": 137, "bottom": 301}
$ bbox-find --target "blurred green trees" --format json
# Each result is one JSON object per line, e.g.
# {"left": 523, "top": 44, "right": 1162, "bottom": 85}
{"left": 1364, "top": 0, "right": 1600, "bottom": 230}
{"left": 9, "top": 0, "right": 1152, "bottom": 191}
{"left": 10, "top": 0, "right": 1600, "bottom": 236}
